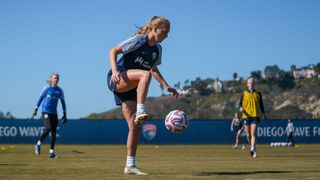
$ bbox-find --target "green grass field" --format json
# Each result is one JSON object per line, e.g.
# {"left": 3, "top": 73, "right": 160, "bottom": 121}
{"left": 0, "top": 144, "right": 320, "bottom": 180}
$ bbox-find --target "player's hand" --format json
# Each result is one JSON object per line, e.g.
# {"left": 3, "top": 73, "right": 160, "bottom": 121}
{"left": 31, "top": 108, "right": 38, "bottom": 119}
{"left": 167, "top": 87, "right": 178, "bottom": 98}
{"left": 239, "top": 107, "right": 244, "bottom": 113}
{"left": 110, "top": 71, "right": 121, "bottom": 85}
{"left": 60, "top": 112, "right": 68, "bottom": 124}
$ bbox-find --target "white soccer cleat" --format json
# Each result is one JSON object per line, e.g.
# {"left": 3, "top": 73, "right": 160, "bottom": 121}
{"left": 35, "top": 144, "right": 41, "bottom": 155}
{"left": 124, "top": 166, "right": 147, "bottom": 175}
{"left": 242, "top": 145, "right": 246, "bottom": 150}
{"left": 252, "top": 150, "right": 257, "bottom": 158}
{"left": 232, "top": 145, "right": 238, "bottom": 149}
{"left": 134, "top": 113, "right": 149, "bottom": 126}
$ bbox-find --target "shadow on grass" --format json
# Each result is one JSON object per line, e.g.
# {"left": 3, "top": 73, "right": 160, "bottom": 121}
{"left": 0, "top": 164, "right": 28, "bottom": 166}
{"left": 195, "top": 170, "right": 320, "bottom": 176}
{"left": 71, "top": 150, "right": 85, "bottom": 154}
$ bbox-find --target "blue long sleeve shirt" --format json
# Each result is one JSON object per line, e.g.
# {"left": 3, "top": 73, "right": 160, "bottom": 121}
{"left": 35, "top": 85, "right": 66, "bottom": 115}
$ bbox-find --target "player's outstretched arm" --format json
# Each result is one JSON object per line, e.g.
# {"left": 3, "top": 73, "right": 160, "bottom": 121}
{"left": 150, "top": 65, "right": 178, "bottom": 98}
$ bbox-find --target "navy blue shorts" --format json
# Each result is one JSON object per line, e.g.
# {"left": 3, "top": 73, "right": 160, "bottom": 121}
{"left": 107, "top": 71, "right": 137, "bottom": 106}
{"left": 243, "top": 117, "right": 260, "bottom": 126}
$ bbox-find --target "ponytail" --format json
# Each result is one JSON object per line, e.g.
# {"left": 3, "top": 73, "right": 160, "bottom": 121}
{"left": 135, "top": 16, "right": 170, "bottom": 35}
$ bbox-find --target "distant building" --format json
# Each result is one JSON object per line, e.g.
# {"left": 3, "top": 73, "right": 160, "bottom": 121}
{"left": 177, "top": 88, "right": 197, "bottom": 95}
{"left": 293, "top": 68, "right": 316, "bottom": 80}
{"left": 207, "top": 79, "right": 225, "bottom": 93}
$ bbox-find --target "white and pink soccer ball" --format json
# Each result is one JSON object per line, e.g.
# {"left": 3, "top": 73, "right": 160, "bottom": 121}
{"left": 165, "top": 110, "right": 189, "bottom": 133}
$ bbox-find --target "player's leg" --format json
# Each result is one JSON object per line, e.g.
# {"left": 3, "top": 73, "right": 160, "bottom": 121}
{"left": 233, "top": 129, "right": 240, "bottom": 148}
{"left": 48, "top": 114, "right": 58, "bottom": 158}
{"left": 240, "top": 128, "right": 246, "bottom": 150}
{"left": 122, "top": 100, "right": 147, "bottom": 175}
{"left": 287, "top": 133, "right": 291, "bottom": 144}
{"left": 288, "top": 132, "right": 295, "bottom": 146}
{"left": 35, "top": 113, "right": 51, "bottom": 155}
{"left": 250, "top": 123, "right": 258, "bottom": 157}
{"left": 237, "top": 130, "right": 242, "bottom": 146}
{"left": 245, "top": 125, "right": 251, "bottom": 147}
{"left": 115, "top": 70, "right": 151, "bottom": 126}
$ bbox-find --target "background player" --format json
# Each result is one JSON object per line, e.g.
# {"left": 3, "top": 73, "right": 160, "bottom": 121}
{"left": 32, "top": 72, "right": 67, "bottom": 159}
{"left": 230, "top": 112, "right": 246, "bottom": 149}
{"left": 285, "top": 117, "right": 295, "bottom": 146}
{"left": 238, "top": 77, "right": 266, "bottom": 158}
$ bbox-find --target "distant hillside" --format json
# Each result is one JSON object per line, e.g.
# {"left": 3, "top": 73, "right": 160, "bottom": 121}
{"left": 86, "top": 64, "right": 320, "bottom": 120}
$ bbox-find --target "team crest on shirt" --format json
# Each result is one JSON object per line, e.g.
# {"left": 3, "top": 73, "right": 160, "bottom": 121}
{"left": 142, "top": 124, "right": 157, "bottom": 140}
{"left": 152, "top": 52, "right": 157, "bottom": 60}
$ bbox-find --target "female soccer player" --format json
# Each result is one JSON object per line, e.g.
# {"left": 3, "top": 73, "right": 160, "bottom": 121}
{"left": 107, "top": 16, "right": 178, "bottom": 175}
{"left": 230, "top": 112, "right": 245, "bottom": 150}
{"left": 32, "top": 72, "right": 67, "bottom": 159}
{"left": 238, "top": 77, "right": 266, "bottom": 158}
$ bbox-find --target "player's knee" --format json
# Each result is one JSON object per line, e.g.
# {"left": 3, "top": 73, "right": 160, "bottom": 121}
{"left": 142, "top": 71, "right": 151, "bottom": 81}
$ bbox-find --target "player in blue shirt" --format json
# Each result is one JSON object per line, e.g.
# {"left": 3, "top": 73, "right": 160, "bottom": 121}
{"left": 32, "top": 72, "right": 67, "bottom": 159}
{"left": 107, "top": 16, "right": 178, "bottom": 175}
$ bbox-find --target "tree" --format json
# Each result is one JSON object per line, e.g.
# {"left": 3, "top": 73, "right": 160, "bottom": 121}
{"left": 184, "top": 79, "right": 189, "bottom": 87}
{"left": 233, "top": 72, "right": 238, "bottom": 80}
{"left": 264, "top": 65, "right": 285, "bottom": 80}
{"left": 314, "top": 62, "right": 320, "bottom": 74}
{"left": 250, "top": 70, "right": 262, "bottom": 80}
{"left": 174, "top": 81, "right": 181, "bottom": 89}
{"left": 290, "top": 64, "right": 297, "bottom": 72}
{"left": 278, "top": 71, "right": 294, "bottom": 90}
{"left": 190, "top": 77, "right": 209, "bottom": 95}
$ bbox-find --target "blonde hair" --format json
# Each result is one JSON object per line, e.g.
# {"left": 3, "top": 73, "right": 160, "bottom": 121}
{"left": 247, "top": 77, "right": 255, "bottom": 83}
{"left": 135, "top": 16, "right": 170, "bottom": 35}
{"left": 47, "top": 72, "right": 60, "bottom": 84}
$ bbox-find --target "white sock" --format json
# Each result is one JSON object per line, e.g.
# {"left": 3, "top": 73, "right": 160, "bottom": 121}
{"left": 136, "top": 104, "right": 145, "bottom": 115}
{"left": 49, "top": 149, "right": 54, "bottom": 154}
{"left": 251, "top": 147, "right": 255, "bottom": 151}
{"left": 126, "top": 156, "right": 136, "bottom": 167}
{"left": 37, "top": 140, "right": 41, "bottom": 146}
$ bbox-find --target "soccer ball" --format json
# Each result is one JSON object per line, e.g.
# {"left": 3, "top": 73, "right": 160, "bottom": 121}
{"left": 165, "top": 110, "right": 188, "bottom": 133}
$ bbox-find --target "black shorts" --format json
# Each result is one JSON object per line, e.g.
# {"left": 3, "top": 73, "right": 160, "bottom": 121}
{"left": 42, "top": 113, "right": 58, "bottom": 131}
{"left": 243, "top": 117, "right": 260, "bottom": 126}
{"left": 107, "top": 71, "right": 137, "bottom": 106}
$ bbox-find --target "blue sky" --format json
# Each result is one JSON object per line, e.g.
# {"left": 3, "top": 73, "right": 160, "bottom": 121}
{"left": 1, "top": 0, "right": 319, "bottom": 119}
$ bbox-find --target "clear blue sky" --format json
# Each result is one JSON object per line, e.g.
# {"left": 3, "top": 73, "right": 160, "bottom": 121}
{"left": 1, "top": 0, "right": 319, "bottom": 119}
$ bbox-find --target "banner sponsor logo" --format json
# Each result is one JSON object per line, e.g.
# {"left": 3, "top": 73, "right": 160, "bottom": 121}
{"left": 142, "top": 124, "right": 157, "bottom": 140}
{"left": 0, "top": 126, "right": 60, "bottom": 137}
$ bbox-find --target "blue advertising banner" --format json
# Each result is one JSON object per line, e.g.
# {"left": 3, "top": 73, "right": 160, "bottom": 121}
{"left": 0, "top": 119, "right": 319, "bottom": 144}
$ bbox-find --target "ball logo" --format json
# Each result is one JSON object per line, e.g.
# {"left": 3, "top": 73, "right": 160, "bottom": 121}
{"left": 165, "top": 110, "right": 189, "bottom": 134}
{"left": 142, "top": 124, "right": 157, "bottom": 141}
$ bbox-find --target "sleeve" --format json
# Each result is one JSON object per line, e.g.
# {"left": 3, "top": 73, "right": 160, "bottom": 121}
{"left": 60, "top": 88, "right": 67, "bottom": 112}
{"left": 259, "top": 92, "right": 265, "bottom": 113}
{"left": 237, "top": 93, "right": 244, "bottom": 110}
{"left": 119, "top": 35, "right": 145, "bottom": 55}
{"left": 35, "top": 86, "right": 47, "bottom": 108}
{"left": 155, "top": 44, "right": 162, "bottom": 65}
{"left": 231, "top": 119, "right": 235, "bottom": 128}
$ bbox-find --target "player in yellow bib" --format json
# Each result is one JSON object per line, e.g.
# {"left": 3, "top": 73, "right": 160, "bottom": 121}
{"left": 238, "top": 78, "right": 267, "bottom": 158}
